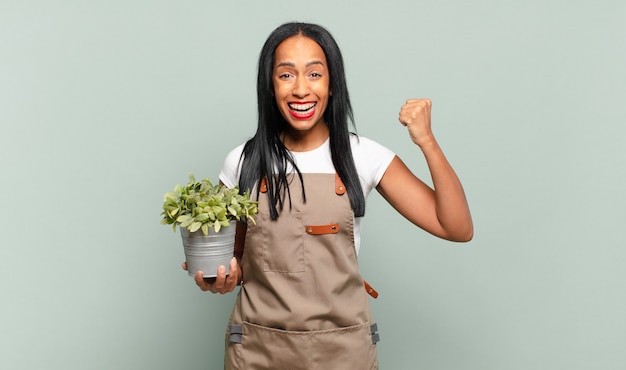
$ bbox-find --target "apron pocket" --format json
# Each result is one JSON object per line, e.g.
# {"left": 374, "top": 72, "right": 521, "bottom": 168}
{"left": 310, "top": 322, "right": 379, "bottom": 369}
{"left": 230, "top": 321, "right": 378, "bottom": 370}
{"left": 261, "top": 211, "right": 304, "bottom": 273}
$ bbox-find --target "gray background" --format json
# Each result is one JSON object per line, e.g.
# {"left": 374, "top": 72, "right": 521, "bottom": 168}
{"left": 1, "top": 1, "right": 624, "bottom": 369}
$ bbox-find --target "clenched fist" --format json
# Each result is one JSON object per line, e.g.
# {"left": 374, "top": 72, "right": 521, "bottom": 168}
{"left": 398, "top": 98, "right": 433, "bottom": 147}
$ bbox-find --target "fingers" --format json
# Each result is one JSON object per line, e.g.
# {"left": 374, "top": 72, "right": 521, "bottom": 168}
{"left": 224, "top": 257, "right": 239, "bottom": 289}
{"left": 213, "top": 258, "right": 240, "bottom": 294}
{"left": 399, "top": 98, "right": 431, "bottom": 126}
{"left": 212, "top": 264, "right": 228, "bottom": 293}
{"left": 398, "top": 98, "right": 434, "bottom": 147}
{"left": 194, "top": 270, "right": 213, "bottom": 292}
{"left": 405, "top": 98, "right": 431, "bottom": 106}
{"left": 190, "top": 257, "right": 240, "bottom": 294}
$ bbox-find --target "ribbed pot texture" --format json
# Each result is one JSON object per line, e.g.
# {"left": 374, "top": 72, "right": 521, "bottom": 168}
{"left": 180, "top": 221, "right": 236, "bottom": 278}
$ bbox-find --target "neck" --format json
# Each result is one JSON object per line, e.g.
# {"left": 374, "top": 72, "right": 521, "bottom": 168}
{"left": 281, "top": 124, "right": 329, "bottom": 152}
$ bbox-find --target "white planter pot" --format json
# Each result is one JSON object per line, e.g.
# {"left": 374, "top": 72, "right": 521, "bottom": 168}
{"left": 180, "top": 221, "right": 236, "bottom": 278}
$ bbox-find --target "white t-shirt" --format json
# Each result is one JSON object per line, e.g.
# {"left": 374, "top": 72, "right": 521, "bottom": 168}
{"left": 219, "top": 135, "right": 395, "bottom": 254}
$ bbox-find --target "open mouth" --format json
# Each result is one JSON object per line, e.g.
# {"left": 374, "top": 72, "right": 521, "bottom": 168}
{"left": 288, "top": 102, "right": 317, "bottom": 119}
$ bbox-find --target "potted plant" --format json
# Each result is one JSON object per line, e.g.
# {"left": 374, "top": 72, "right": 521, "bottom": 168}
{"left": 161, "top": 173, "right": 258, "bottom": 278}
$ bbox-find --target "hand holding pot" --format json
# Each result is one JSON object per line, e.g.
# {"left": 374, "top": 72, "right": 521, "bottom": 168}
{"left": 182, "top": 257, "right": 241, "bottom": 294}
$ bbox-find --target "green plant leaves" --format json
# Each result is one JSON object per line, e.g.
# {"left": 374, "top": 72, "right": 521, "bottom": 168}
{"left": 227, "top": 206, "right": 239, "bottom": 218}
{"left": 189, "top": 222, "right": 202, "bottom": 233}
{"left": 160, "top": 173, "right": 259, "bottom": 236}
{"left": 177, "top": 214, "right": 194, "bottom": 228}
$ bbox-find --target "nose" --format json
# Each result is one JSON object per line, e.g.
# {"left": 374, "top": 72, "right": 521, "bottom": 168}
{"left": 292, "top": 77, "right": 310, "bottom": 98}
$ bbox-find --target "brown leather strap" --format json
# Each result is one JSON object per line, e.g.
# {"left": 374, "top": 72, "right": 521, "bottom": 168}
{"left": 364, "top": 281, "right": 379, "bottom": 299}
{"left": 305, "top": 223, "right": 340, "bottom": 235}
{"left": 335, "top": 173, "right": 345, "bottom": 195}
{"left": 262, "top": 175, "right": 343, "bottom": 195}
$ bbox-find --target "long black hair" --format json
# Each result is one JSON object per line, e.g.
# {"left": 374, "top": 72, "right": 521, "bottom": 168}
{"left": 239, "top": 22, "right": 365, "bottom": 219}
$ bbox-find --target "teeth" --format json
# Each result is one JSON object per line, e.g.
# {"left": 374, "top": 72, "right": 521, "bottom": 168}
{"left": 288, "top": 102, "right": 316, "bottom": 112}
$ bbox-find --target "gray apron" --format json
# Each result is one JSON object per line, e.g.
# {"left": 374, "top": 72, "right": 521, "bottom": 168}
{"left": 224, "top": 173, "right": 379, "bottom": 369}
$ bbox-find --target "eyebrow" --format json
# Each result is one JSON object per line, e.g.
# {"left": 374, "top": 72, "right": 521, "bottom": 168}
{"left": 275, "top": 60, "right": 325, "bottom": 68}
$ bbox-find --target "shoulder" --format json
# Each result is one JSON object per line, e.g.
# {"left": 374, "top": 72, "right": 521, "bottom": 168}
{"left": 350, "top": 134, "right": 396, "bottom": 188}
{"left": 350, "top": 134, "right": 395, "bottom": 166}
{"left": 224, "top": 142, "right": 246, "bottom": 166}
{"left": 350, "top": 134, "right": 390, "bottom": 150}
{"left": 219, "top": 142, "right": 246, "bottom": 188}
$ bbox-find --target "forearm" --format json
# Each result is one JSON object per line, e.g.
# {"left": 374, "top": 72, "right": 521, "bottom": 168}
{"left": 420, "top": 139, "right": 473, "bottom": 241}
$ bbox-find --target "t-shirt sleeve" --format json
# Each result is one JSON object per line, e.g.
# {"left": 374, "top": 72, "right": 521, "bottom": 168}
{"left": 351, "top": 135, "right": 396, "bottom": 198}
{"left": 218, "top": 143, "right": 245, "bottom": 189}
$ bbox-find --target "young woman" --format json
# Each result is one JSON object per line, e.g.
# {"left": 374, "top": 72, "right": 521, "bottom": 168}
{"left": 184, "top": 22, "right": 473, "bottom": 369}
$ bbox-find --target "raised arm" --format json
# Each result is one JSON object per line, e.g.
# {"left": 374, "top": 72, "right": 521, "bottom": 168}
{"left": 376, "top": 99, "right": 473, "bottom": 242}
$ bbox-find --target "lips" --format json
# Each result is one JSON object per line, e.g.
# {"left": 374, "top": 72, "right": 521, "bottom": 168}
{"left": 288, "top": 102, "right": 316, "bottom": 119}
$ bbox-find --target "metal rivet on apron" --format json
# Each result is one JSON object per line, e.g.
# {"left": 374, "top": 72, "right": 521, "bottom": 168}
{"left": 307, "top": 227, "right": 313, "bottom": 233}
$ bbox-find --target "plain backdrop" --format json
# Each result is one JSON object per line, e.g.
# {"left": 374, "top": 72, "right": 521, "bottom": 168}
{"left": 1, "top": 1, "right": 625, "bottom": 369}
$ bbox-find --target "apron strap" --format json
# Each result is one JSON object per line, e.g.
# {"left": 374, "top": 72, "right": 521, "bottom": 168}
{"left": 305, "top": 223, "right": 340, "bottom": 235}
{"left": 335, "top": 173, "right": 346, "bottom": 195}
{"left": 364, "top": 280, "right": 379, "bottom": 299}
{"left": 262, "top": 174, "right": 345, "bottom": 195}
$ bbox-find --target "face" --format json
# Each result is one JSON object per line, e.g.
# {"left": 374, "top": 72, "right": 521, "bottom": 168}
{"left": 273, "top": 35, "right": 330, "bottom": 136}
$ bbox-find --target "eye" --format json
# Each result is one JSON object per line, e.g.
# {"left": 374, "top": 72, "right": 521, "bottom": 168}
{"left": 277, "top": 72, "right": 293, "bottom": 79}
{"left": 310, "top": 72, "right": 322, "bottom": 78}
